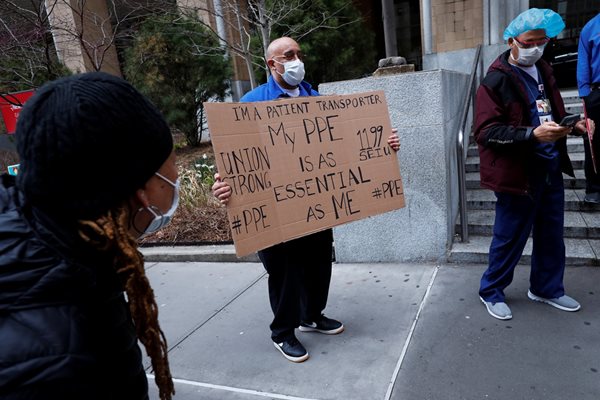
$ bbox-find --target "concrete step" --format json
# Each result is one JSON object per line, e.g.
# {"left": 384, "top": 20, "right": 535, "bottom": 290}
{"left": 561, "top": 88, "right": 579, "bottom": 98}
{"left": 456, "top": 209, "right": 600, "bottom": 239}
{"left": 466, "top": 169, "right": 588, "bottom": 190}
{"left": 467, "top": 136, "right": 586, "bottom": 157}
{"left": 457, "top": 103, "right": 599, "bottom": 265}
{"left": 565, "top": 103, "right": 584, "bottom": 115}
{"left": 140, "top": 245, "right": 259, "bottom": 263}
{"left": 466, "top": 152, "right": 585, "bottom": 173}
{"left": 448, "top": 235, "right": 600, "bottom": 266}
{"left": 466, "top": 188, "right": 600, "bottom": 211}
{"left": 563, "top": 90, "right": 584, "bottom": 115}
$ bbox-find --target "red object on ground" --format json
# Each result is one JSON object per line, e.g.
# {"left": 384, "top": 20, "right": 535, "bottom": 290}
{"left": 0, "top": 90, "right": 35, "bottom": 134}
{"left": 583, "top": 100, "right": 597, "bottom": 174}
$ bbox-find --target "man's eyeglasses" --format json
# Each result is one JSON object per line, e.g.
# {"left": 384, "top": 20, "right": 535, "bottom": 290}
{"left": 514, "top": 37, "right": 550, "bottom": 49}
{"left": 273, "top": 50, "right": 304, "bottom": 62}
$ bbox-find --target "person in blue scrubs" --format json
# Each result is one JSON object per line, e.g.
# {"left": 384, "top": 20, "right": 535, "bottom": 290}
{"left": 577, "top": 13, "right": 600, "bottom": 203}
{"left": 475, "top": 9, "right": 591, "bottom": 320}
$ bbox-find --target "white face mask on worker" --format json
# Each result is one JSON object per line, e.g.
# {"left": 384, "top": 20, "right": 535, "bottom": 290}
{"left": 511, "top": 44, "right": 546, "bottom": 66}
{"left": 273, "top": 59, "right": 305, "bottom": 86}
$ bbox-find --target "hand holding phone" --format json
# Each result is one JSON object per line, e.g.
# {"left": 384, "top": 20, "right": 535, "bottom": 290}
{"left": 559, "top": 114, "right": 581, "bottom": 127}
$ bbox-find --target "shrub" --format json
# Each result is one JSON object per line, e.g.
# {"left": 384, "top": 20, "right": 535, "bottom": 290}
{"left": 177, "top": 154, "right": 219, "bottom": 210}
{"left": 124, "top": 14, "right": 230, "bottom": 147}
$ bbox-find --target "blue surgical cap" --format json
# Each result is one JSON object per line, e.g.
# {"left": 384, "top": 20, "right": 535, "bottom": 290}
{"left": 503, "top": 8, "right": 565, "bottom": 40}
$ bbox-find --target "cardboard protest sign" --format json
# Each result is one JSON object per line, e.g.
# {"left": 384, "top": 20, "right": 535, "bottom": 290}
{"left": 205, "top": 90, "right": 405, "bottom": 256}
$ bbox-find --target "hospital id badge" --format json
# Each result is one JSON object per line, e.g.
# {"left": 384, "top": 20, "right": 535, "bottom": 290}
{"left": 536, "top": 98, "right": 553, "bottom": 124}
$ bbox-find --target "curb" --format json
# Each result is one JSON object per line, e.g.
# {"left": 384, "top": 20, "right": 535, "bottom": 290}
{"left": 140, "top": 244, "right": 260, "bottom": 263}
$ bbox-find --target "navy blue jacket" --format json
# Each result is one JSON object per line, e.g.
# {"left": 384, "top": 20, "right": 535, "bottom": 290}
{"left": 0, "top": 174, "right": 147, "bottom": 399}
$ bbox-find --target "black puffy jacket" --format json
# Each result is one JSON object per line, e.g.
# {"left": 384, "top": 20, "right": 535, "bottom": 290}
{"left": 0, "top": 174, "right": 148, "bottom": 399}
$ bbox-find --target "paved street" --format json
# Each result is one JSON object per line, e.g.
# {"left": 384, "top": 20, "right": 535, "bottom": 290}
{"left": 142, "top": 259, "right": 600, "bottom": 400}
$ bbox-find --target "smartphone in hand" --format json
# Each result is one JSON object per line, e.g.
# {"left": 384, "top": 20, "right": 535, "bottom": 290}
{"left": 559, "top": 114, "right": 581, "bottom": 127}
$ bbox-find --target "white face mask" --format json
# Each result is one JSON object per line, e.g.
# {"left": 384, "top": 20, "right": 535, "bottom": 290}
{"left": 274, "top": 59, "right": 305, "bottom": 87}
{"left": 511, "top": 44, "right": 546, "bottom": 66}
{"left": 140, "top": 172, "right": 180, "bottom": 236}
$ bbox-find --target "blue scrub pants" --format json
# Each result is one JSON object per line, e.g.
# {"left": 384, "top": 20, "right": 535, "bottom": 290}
{"left": 479, "top": 168, "right": 566, "bottom": 303}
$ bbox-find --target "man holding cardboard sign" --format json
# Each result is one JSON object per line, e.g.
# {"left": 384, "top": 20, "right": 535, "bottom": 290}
{"left": 212, "top": 37, "right": 400, "bottom": 363}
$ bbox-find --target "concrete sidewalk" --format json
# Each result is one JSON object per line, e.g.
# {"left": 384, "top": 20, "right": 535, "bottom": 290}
{"left": 141, "top": 252, "right": 600, "bottom": 400}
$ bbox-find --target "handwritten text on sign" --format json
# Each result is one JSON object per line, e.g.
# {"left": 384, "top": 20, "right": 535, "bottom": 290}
{"left": 204, "top": 91, "right": 405, "bottom": 256}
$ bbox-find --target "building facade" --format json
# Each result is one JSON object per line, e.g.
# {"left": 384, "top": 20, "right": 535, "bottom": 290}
{"left": 42, "top": 0, "right": 251, "bottom": 100}
{"left": 375, "top": 0, "right": 597, "bottom": 87}
{"left": 40, "top": 0, "right": 599, "bottom": 97}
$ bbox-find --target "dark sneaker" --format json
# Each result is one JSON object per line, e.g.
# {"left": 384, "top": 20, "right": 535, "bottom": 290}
{"left": 299, "top": 315, "right": 344, "bottom": 334}
{"left": 584, "top": 192, "right": 600, "bottom": 204}
{"left": 273, "top": 337, "right": 309, "bottom": 363}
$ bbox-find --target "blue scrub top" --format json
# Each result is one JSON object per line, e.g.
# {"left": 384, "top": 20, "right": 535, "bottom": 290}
{"left": 511, "top": 65, "right": 560, "bottom": 163}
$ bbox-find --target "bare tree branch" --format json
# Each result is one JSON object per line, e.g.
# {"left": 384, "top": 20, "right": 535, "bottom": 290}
{"left": 0, "top": 0, "right": 363, "bottom": 94}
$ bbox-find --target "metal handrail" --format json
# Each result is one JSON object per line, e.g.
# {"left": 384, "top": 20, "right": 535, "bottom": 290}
{"left": 456, "top": 44, "right": 484, "bottom": 242}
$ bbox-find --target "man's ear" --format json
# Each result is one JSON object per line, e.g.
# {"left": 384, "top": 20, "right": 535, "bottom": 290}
{"left": 267, "top": 59, "right": 276, "bottom": 71}
{"left": 507, "top": 37, "right": 514, "bottom": 47}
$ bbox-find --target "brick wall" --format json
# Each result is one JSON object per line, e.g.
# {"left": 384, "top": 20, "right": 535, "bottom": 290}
{"left": 431, "top": 0, "right": 484, "bottom": 52}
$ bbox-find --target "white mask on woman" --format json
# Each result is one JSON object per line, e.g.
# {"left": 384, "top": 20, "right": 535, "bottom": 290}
{"left": 140, "top": 172, "right": 180, "bottom": 236}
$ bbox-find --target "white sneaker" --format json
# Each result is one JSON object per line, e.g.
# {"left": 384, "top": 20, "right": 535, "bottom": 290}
{"left": 527, "top": 290, "right": 581, "bottom": 312}
{"left": 480, "top": 296, "right": 512, "bottom": 320}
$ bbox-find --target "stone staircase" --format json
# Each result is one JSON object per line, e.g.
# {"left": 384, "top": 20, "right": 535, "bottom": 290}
{"left": 562, "top": 89, "right": 584, "bottom": 116}
{"left": 449, "top": 90, "right": 600, "bottom": 266}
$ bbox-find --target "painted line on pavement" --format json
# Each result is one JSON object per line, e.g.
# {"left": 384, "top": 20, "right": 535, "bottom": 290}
{"left": 147, "top": 374, "right": 321, "bottom": 400}
{"left": 384, "top": 265, "right": 440, "bottom": 400}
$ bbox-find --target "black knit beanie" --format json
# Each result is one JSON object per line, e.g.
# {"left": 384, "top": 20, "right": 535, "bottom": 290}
{"left": 16, "top": 72, "right": 173, "bottom": 220}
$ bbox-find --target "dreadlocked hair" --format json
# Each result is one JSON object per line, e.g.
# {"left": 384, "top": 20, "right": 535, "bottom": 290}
{"left": 78, "top": 206, "right": 175, "bottom": 400}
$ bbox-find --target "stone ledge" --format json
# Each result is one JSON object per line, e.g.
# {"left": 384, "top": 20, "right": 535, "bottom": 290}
{"left": 140, "top": 245, "right": 260, "bottom": 263}
{"left": 372, "top": 65, "right": 415, "bottom": 76}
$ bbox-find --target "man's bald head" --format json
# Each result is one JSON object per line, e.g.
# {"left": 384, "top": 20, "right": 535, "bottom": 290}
{"left": 266, "top": 36, "right": 304, "bottom": 89}
{"left": 266, "top": 37, "right": 300, "bottom": 60}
